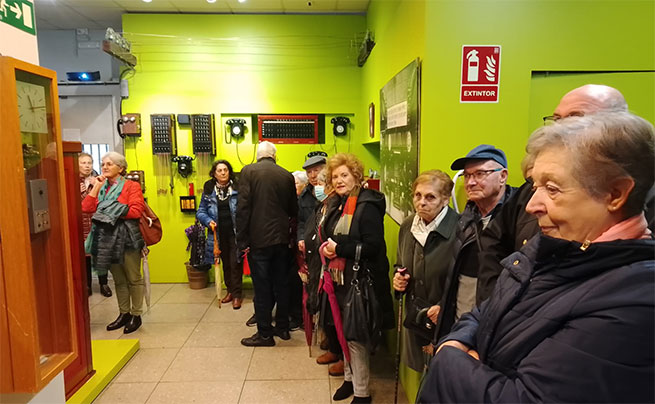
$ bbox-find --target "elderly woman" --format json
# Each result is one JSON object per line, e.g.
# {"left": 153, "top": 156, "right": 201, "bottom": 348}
{"left": 392, "top": 170, "right": 458, "bottom": 373}
{"left": 417, "top": 111, "right": 654, "bottom": 403}
{"left": 82, "top": 151, "right": 145, "bottom": 334}
{"left": 197, "top": 159, "right": 242, "bottom": 309}
{"left": 293, "top": 170, "right": 308, "bottom": 197}
{"left": 321, "top": 153, "right": 393, "bottom": 404}
{"left": 79, "top": 152, "right": 112, "bottom": 297}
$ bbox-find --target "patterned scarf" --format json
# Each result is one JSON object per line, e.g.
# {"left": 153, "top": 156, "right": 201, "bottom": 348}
{"left": 328, "top": 187, "right": 359, "bottom": 284}
{"left": 215, "top": 180, "right": 233, "bottom": 201}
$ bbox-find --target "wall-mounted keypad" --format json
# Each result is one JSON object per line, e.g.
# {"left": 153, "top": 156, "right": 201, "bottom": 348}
{"left": 151, "top": 114, "right": 177, "bottom": 155}
{"left": 191, "top": 114, "right": 216, "bottom": 154}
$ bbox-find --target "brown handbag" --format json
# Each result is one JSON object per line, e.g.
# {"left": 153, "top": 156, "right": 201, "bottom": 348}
{"left": 140, "top": 202, "right": 162, "bottom": 246}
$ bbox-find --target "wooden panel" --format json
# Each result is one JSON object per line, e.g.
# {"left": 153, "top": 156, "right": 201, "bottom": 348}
{"left": 0, "top": 241, "right": 14, "bottom": 391}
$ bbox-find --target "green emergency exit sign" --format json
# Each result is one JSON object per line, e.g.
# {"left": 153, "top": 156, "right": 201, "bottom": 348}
{"left": 0, "top": 0, "right": 36, "bottom": 35}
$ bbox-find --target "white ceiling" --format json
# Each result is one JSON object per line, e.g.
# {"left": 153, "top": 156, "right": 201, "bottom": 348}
{"left": 34, "top": 0, "right": 370, "bottom": 30}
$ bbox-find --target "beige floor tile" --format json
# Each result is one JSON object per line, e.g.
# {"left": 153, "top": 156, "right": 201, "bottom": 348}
{"left": 114, "top": 348, "right": 180, "bottom": 383}
{"left": 88, "top": 290, "right": 112, "bottom": 308}
{"left": 145, "top": 381, "right": 244, "bottom": 404}
{"left": 369, "top": 349, "right": 396, "bottom": 379}
{"left": 162, "top": 347, "right": 253, "bottom": 382}
{"left": 185, "top": 322, "right": 246, "bottom": 348}
{"left": 124, "top": 322, "right": 196, "bottom": 348}
{"left": 90, "top": 301, "right": 122, "bottom": 325}
{"left": 240, "top": 379, "right": 331, "bottom": 404}
{"left": 201, "top": 301, "right": 255, "bottom": 323}
{"left": 90, "top": 323, "right": 125, "bottom": 340}
{"left": 148, "top": 283, "right": 175, "bottom": 304}
{"left": 247, "top": 346, "right": 326, "bottom": 380}
{"left": 94, "top": 382, "right": 157, "bottom": 404}
{"left": 368, "top": 377, "right": 408, "bottom": 404}
{"left": 145, "top": 303, "right": 210, "bottom": 323}
{"left": 157, "top": 284, "right": 218, "bottom": 304}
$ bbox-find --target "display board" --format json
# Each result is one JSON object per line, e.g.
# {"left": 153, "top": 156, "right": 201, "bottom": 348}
{"left": 380, "top": 59, "right": 420, "bottom": 225}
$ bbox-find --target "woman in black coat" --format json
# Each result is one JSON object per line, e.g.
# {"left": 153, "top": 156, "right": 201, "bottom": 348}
{"left": 320, "top": 153, "right": 393, "bottom": 404}
{"left": 418, "top": 112, "right": 655, "bottom": 403}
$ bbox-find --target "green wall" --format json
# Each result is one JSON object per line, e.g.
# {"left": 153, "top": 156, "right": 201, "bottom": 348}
{"left": 121, "top": 14, "right": 368, "bottom": 282}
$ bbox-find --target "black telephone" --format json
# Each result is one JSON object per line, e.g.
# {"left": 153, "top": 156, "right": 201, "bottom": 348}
{"left": 331, "top": 116, "right": 350, "bottom": 136}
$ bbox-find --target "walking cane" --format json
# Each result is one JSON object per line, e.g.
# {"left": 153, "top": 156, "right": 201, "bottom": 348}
{"left": 394, "top": 267, "right": 407, "bottom": 404}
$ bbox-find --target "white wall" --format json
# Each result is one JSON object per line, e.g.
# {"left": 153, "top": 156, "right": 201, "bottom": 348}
{"left": 0, "top": 0, "right": 38, "bottom": 64}
{"left": 37, "top": 29, "right": 119, "bottom": 82}
{"left": 0, "top": 372, "right": 65, "bottom": 404}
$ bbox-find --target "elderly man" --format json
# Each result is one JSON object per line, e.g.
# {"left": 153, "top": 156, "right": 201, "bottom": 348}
{"left": 297, "top": 151, "right": 327, "bottom": 254}
{"left": 475, "top": 84, "right": 649, "bottom": 306}
{"left": 435, "top": 144, "right": 514, "bottom": 342}
{"left": 237, "top": 141, "right": 298, "bottom": 347}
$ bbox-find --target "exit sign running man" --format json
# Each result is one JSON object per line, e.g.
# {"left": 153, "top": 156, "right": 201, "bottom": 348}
{"left": 460, "top": 45, "right": 501, "bottom": 103}
{"left": 0, "top": 0, "right": 36, "bottom": 35}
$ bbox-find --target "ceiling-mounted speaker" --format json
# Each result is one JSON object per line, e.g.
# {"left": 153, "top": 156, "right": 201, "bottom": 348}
{"left": 357, "top": 30, "right": 375, "bottom": 67}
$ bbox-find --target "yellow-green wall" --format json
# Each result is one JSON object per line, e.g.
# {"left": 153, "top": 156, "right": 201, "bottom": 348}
{"left": 122, "top": 14, "right": 370, "bottom": 282}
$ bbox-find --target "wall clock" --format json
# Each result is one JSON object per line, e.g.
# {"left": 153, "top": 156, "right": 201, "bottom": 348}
{"left": 16, "top": 80, "right": 49, "bottom": 134}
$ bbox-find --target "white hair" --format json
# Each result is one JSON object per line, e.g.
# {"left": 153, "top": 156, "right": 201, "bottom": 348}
{"left": 292, "top": 170, "right": 308, "bottom": 185}
{"left": 257, "top": 141, "right": 277, "bottom": 161}
{"left": 102, "top": 151, "right": 128, "bottom": 172}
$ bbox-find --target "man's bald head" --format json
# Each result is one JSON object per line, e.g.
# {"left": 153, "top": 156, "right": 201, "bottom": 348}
{"left": 553, "top": 84, "right": 628, "bottom": 119}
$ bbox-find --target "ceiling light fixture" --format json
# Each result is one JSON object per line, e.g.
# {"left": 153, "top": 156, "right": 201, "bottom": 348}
{"left": 238, "top": 0, "right": 246, "bottom": 3}
{"left": 207, "top": 0, "right": 216, "bottom": 3}
{"left": 142, "top": 0, "right": 152, "bottom": 3}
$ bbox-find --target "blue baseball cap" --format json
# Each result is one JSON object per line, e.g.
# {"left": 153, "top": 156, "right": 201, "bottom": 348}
{"left": 450, "top": 144, "right": 507, "bottom": 170}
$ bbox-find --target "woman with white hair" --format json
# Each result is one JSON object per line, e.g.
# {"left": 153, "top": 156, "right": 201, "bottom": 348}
{"left": 418, "top": 111, "right": 654, "bottom": 403}
{"left": 82, "top": 151, "right": 146, "bottom": 334}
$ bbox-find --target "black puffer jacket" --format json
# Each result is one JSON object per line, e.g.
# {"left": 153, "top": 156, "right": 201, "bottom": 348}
{"left": 320, "top": 188, "right": 394, "bottom": 331}
{"left": 418, "top": 234, "right": 655, "bottom": 403}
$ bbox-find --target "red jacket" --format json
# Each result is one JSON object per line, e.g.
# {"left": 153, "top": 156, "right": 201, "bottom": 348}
{"left": 82, "top": 179, "right": 145, "bottom": 219}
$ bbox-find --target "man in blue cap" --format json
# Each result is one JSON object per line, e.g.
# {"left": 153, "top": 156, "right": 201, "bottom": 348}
{"left": 433, "top": 144, "right": 515, "bottom": 343}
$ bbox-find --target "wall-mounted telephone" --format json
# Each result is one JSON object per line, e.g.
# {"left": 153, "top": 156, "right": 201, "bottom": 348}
{"left": 172, "top": 155, "right": 194, "bottom": 178}
{"left": 26, "top": 179, "right": 50, "bottom": 234}
{"left": 126, "top": 170, "right": 146, "bottom": 192}
{"left": 117, "top": 113, "right": 141, "bottom": 137}
{"left": 331, "top": 116, "right": 350, "bottom": 136}
{"left": 226, "top": 119, "right": 246, "bottom": 139}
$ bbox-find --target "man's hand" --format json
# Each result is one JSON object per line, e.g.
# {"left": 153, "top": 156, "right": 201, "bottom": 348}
{"left": 427, "top": 305, "right": 440, "bottom": 324}
{"left": 392, "top": 271, "right": 410, "bottom": 292}
{"left": 436, "top": 340, "right": 480, "bottom": 361}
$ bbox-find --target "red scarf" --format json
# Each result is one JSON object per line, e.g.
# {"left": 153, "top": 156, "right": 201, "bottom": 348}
{"left": 327, "top": 188, "right": 359, "bottom": 284}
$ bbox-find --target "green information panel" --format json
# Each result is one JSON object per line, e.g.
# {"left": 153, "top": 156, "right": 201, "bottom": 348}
{"left": 0, "top": 0, "right": 36, "bottom": 35}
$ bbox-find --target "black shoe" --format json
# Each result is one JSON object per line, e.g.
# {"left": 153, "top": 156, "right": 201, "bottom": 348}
{"left": 333, "top": 381, "right": 354, "bottom": 401}
{"left": 289, "top": 319, "right": 303, "bottom": 331}
{"left": 351, "top": 396, "right": 371, "bottom": 404}
{"left": 274, "top": 328, "right": 290, "bottom": 340}
{"left": 124, "top": 315, "right": 142, "bottom": 334}
{"left": 241, "top": 332, "right": 275, "bottom": 347}
{"left": 107, "top": 313, "right": 132, "bottom": 331}
{"left": 100, "top": 284, "right": 113, "bottom": 297}
{"left": 246, "top": 314, "right": 257, "bottom": 327}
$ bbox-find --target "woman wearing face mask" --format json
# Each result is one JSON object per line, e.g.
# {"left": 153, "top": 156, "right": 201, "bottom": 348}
{"left": 197, "top": 159, "right": 242, "bottom": 309}
{"left": 79, "top": 152, "right": 112, "bottom": 297}
{"left": 392, "top": 170, "right": 459, "bottom": 373}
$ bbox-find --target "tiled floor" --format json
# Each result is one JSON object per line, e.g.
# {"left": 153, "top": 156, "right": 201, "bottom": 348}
{"left": 89, "top": 283, "right": 408, "bottom": 404}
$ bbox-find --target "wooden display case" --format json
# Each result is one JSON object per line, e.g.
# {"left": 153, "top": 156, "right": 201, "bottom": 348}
{"left": 0, "top": 56, "right": 78, "bottom": 393}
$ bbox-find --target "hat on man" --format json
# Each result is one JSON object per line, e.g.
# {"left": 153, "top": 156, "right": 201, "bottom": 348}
{"left": 450, "top": 144, "right": 507, "bottom": 170}
{"left": 302, "top": 151, "right": 327, "bottom": 170}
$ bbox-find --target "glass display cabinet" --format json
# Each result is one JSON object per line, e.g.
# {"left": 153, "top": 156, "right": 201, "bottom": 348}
{"left": 0, "top": 56, "right": 78, "bottom": 393}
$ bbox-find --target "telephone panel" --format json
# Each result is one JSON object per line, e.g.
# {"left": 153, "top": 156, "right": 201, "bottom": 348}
{"left": 151, "top": 114, "right": 177, "bottom": 155}
{"left": 258, "top": 114, "right": 318, "bottom": 144}
{"left": 191, "top": 114, "right": 216, "bottom": 154}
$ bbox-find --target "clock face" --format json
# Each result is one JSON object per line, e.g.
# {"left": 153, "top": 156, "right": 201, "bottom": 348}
{"left": 16, "top": 81, "right": 48, "bottom": 134}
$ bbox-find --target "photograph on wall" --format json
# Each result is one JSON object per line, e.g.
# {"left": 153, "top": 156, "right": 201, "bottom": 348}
{"left": 380, "top": 58, "right": 420, "bottom": 224}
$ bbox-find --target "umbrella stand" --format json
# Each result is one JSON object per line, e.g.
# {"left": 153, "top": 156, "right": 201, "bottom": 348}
{"left": 211, "top": 224, "right": 222, "bottom": 309}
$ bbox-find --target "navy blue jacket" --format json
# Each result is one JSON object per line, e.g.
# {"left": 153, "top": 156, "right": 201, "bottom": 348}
{"left": 418, "top": 234, "right": 654, "bottom": 403}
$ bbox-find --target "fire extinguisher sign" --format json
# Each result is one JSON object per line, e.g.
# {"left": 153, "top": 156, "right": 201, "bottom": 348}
{"left": 460, "top": 45, "right": 501, "bottom": 103}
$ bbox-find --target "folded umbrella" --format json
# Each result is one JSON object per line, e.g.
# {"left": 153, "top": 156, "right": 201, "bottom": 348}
{"left": 296, "top": 251, "right": 313, "bottom": 356}
{"left": 142, "top": 247, "right": 151, "bottom": 312}
{"left": 211, "top": 224, "right": 223, "bottom": 309}
{"left": 318, "top": 241, "right": 350, "bottom": 363}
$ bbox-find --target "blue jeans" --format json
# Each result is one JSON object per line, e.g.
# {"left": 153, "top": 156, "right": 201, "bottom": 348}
{"left": 249, "top": 243, "right": 292, "bottom": 337}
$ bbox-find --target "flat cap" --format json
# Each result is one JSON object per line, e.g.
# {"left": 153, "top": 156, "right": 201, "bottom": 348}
{"left": 450, "top": 144, "right": 507, "bottom": 170}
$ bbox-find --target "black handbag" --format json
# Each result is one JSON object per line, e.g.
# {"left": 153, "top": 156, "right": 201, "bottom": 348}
{"left": 403, "top": 294, "right": 436, "bottom": 341}
{"left": 343, "top": 243, "right": 382, "bottom": 349}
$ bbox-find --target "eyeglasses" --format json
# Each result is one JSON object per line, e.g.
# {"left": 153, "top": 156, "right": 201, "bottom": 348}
{"left": 463, "top": 168, "right": 503, "bottom": 181}
{"left": 542, "top": 115, "right": 557, "bottom": 126}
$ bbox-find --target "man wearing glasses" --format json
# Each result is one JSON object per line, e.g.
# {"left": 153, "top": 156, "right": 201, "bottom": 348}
{"left": 434, "top": 144, "right": 515, "bottom": 342}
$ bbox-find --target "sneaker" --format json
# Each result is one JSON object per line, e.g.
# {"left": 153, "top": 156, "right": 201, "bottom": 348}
{"left": 246, "top": 314, "right": 257, "bottom": 327}
{"left": 332, "top": 381, "right": 354, "bottom": 401}
{"left": 241, "top": 332, "right": 275, "bottom": 347}
{"left": 328, "top": 360, "right": 344, "bottom": 376}
{"left": 289, "top": 319, "right": 303, "bottom": 331}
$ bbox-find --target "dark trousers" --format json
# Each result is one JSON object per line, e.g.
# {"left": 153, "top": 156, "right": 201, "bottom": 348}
{"left": 249, "top": 243, "right": 292, "bottom": 337}
{"left": 219, "top": 226, "right": 242, "bottom": 298}
{"left": 86, "top": 255, "right": 108, "bottom": 290}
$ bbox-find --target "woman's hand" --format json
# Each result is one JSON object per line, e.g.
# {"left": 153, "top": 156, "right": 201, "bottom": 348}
{"left": 209, "top": 220, "right": 217, "bottom": 231}
{"left": 392, "top": 272, "right": 410, "bottom": 292}
{"left": 427, "top": 305, "right": 440, "bottom": 324}
{"left": 436, "top": 340, "right": 480, "bottom": 360}
{"left": 323, "top": 238, "right": 338, "bottom": 259}
{"left": 88, "top": 175, "right": 106, "bottom": 198}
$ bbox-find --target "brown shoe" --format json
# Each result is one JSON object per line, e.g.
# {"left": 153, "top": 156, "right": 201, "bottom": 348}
{"left": 221, "top": 293, "right": 233, "bottom": 304}
{"left": 328, "top": 360, "right": 344, "bottom": 376}
{"left": 232, "top": 297, "right": 242, "bottom": 310}
{"left": 316, "top": 351, "right": 339, "bottom": 365}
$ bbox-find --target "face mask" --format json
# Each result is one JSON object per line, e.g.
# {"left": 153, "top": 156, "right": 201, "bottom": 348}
{"left": 314, "top": 185, "right": 327, "bottom": 201}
